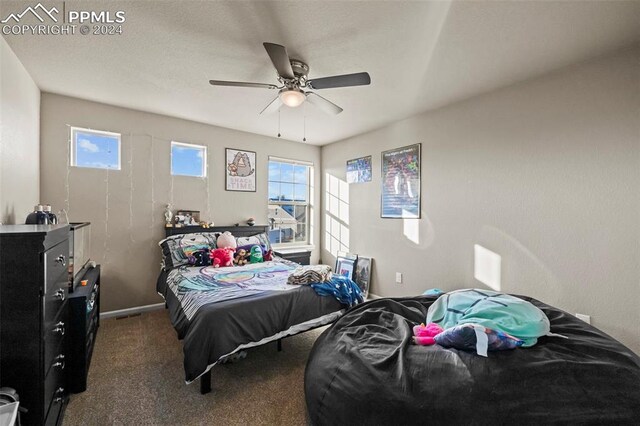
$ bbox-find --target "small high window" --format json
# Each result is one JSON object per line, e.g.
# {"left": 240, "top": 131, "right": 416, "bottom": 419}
{"left": 171, "top": 141, "right": 207, "bottom": 178}
{"left": 71, "top": 127, "right": 121, "bottom": 170}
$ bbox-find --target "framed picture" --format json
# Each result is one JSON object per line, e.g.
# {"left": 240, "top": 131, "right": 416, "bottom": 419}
{"left": 174, "top": 210, "right": 200, "bottom": 226}
{"left": 354, "top": 256, "right": 372, "bottom": 298}
{"left": 381, "top": 143, "right": 421, "bottom": 218}
{"left": 335, "top": 253, "right": 357, "bottom": 280}
{"left": 226, "top": 148, "right": 256, "bottom": 192}
{"left": 346, "top": 155, "right": 372, "bottom": 184}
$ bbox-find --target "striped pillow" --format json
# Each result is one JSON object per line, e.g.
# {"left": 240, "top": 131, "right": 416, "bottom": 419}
{"left": 159, "top": 232, "right": 219, "bottom": 270}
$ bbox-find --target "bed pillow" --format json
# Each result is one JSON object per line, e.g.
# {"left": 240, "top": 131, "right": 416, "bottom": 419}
{"left": 236, "top": 233, "right": 272, "bottom": 252}
{"left": 159, "top": 233, "right": 219, "bottom": 270}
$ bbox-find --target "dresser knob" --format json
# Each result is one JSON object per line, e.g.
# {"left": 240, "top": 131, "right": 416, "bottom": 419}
{"left": 54, "top": 288, "right": 66, "bottom": 301}
{"left": 54, "top": 387, "right": 65, "bottom": 403}
{"left": 55, "top": 255, "right": 66, "bottom": 266}
{"left": 53, "top": 321, "right": 65, "bottom": 336}
{"left": 53, "top": 354, "right": 66, "bottom": 370}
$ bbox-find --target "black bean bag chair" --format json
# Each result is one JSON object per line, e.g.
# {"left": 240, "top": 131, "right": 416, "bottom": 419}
{"left": 305, "top": 295, "right": 640, "bottom": 425}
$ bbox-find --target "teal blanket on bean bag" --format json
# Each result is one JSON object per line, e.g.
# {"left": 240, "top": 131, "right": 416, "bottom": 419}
{"left": 426, "top": 288, "right": 550, "bottom": 347}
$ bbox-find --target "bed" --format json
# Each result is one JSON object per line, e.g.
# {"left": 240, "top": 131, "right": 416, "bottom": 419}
{"left": 305, "top": 295, "right": 640, "bottom": 425}
{"left": 157, "top": 225, "right": 344, "bottom": 394}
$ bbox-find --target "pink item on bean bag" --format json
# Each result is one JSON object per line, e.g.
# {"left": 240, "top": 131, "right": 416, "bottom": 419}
{"left": 412, "top": 323, "right": 444, "bottom": 345}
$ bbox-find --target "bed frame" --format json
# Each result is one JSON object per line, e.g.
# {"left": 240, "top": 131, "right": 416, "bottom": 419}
{"left": 164, "top": 224, "right": 273, "bottom": 394}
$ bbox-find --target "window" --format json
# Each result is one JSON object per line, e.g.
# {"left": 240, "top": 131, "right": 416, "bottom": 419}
{"left": 171, "top": 141, "right": 206, "bottom": 177}
{"left": 71, "top": 127, "right": 121, "bottom": 170}
{"left": 268, "top": 157, "right": 313, "bottom": 246}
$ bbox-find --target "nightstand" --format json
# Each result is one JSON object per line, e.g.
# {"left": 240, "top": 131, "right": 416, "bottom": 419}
{"left": 274, "top": 249, "right": 311, "bottom": 265}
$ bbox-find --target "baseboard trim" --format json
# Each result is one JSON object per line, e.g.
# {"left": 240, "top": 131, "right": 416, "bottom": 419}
{"left": 100, "top": 303, "right": 165, "bottom": 319}
{"left": 367, "top": 293, "right": 382, "bottom": 300}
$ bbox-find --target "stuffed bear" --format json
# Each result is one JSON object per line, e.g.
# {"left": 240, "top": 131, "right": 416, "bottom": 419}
{"left": 249, "top": 245, "right": 263, "bottom": 263}
{"left": 210, "top": 247, "right": 235, "bottom": 268}
{"left": 234, "top": 248, "right": 249, "bottom": 266}
{"left": 216, "top": 231, "right": 237, "bottom": 249}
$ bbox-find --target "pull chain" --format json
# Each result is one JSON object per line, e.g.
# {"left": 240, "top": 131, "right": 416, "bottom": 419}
{"left": 303, "top": 104, "right": 307, "bottom": 142}
{"left": 277, "top": 109, "right": 281, "bottom": 138}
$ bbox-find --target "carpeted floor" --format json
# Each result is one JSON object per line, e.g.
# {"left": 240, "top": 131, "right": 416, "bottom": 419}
{"left": 64, "top": 309, "right": 323, "bottom": 425}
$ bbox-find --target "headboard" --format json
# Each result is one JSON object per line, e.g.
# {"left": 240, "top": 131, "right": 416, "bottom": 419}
{"left": 164, "top": 225, "right": 269, "bottom": 238}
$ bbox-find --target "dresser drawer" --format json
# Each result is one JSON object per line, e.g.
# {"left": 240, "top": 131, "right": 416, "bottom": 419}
{"left": 44, "top": 304, "right": 67, "bottom": 369}
{"left": 44, "top": 332, "right": 65, "bottom": 384}
{"left": 44, "top": 240, "right": 69, "bottom": 294}
{"left": 44, "top": 355, "right": 65, "bottom": 424}
{"left": 43, "top": 273, "right": 67, "bottom": 329}
{"left": 45, "top": 399, "right": 63, "bottom": 426}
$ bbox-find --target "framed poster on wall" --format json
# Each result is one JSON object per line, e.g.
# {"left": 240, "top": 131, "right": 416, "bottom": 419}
{"left": 226, "top": 148, "right": 256, "bottom": 192}
{"left": 346, "top": 155, "right": 372, "bottom": 184}
{"left": 381, "top": 143, "right": 421, "bottom": 218}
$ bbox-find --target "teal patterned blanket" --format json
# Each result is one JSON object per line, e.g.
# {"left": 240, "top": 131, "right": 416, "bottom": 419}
{"left": 167, "top": 260, "right": 298, "bottom": 321}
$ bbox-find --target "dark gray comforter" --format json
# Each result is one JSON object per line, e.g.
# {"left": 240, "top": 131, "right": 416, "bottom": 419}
{"left": 157, "top": 263, "right": 344, "bottom": 383}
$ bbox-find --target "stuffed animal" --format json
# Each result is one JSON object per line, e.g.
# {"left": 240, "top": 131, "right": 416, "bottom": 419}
{"left": 188, "top": 249, "right": 212, "bottom": 266}
{"left": 237, "top": 244, "right": 269, "bottom": 258}
{"left": 263, "top": 249, "right": 273, "bottom": 262}
{"left": 210, "top": 247, "right": 235, "bottom": 268}
{"left": 412, "top": 323, "right": 444, "bottom": 346}
{"left": 216, "top": 231, "right": 237, "bottom": 249}
{"left": 249, "top": 245, "right": 263, "bottom": 263}
{"left": 234, "top": 248, "right": 249, "bottom": 266}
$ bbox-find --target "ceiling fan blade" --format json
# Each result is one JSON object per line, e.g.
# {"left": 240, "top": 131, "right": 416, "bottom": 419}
{"left": 209, "top": 80, "right": 278, "bottom": 90}
{"left": 306, "top": 92, "right": 343, "bottom": 115}
{"left": 263, "top": 42, "right": 295, "bottom": 79}
{"left": 260, "top": 96, "right": 283, "bottom": 115}
{"left": 307, "top": 72, "right": 371, "bottom": 90}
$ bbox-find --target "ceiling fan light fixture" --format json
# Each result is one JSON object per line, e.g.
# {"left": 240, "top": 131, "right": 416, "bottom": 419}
{"left": 279, "top": 89, "right": 306, "bottom": 108}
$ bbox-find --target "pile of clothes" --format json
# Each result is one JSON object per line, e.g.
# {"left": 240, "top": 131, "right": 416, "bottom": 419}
{"left": 287, "top": 264, "right": 363, "bottom": 307}
{"left": 287, "top": 265, "right": 332, "bottom": 285}
{"left": 311, "top": 276, "right": 363, "bottom": 307}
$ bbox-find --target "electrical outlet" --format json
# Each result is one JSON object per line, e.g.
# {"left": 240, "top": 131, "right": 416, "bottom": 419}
{"left": 575, "top": 313, "right": 591, "bottom": 324}
{"left": 395, "top": 272, "right": 402, "bottom": 284}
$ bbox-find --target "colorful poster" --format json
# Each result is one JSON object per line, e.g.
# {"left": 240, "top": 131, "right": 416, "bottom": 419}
{"left": 226, "top": 148, "right": 256, "bottom": 192}
{"left": 381, "top": 143, "right": 421, "bottom": 218}
{"left": 346, "top": 155, "right": 372, "bottom": 183}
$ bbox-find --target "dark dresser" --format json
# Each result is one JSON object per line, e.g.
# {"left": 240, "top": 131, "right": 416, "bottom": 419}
{"left": 274, "top": 249, "right": 312, "bottom": 265}
{"left": 67, "top": 265, "right": 100, "bottom": 393}
{"left": 0, "top": 225, "right": 70, "bottom": 425}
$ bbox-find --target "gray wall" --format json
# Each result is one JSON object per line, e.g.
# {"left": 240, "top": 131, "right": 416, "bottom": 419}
{"left": 40, "top": 93, "right": 321, "bottom": 312}
{"left": 321, "top": 47, "right": 640, "bottom": 354}
{"left": 0, "top": 37, "right": 40, "bottom": 224}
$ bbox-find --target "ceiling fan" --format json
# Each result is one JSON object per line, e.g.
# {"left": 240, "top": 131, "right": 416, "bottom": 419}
{"left": 209, "top": 42, "right": 371, "bottom": 115}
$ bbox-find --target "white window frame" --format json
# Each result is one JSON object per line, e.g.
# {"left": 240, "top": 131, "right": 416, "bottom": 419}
{"left": 268, "top": 156, "right": 313, "bottom": 248}
{"left": 170, "top": 141, "right": 207, "bottom": 178}
{"left": 70, "top": 126, "right": 121, "bottom": 170}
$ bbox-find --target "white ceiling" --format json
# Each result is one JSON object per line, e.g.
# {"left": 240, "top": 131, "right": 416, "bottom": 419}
{"left": 3, "top": 1, "right": 639, "bottom": 145}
